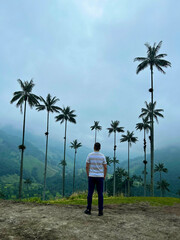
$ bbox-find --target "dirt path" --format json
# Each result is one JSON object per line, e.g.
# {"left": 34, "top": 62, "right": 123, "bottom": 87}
{"left": 0, "top": 200, "right": 180, "bottom": 240}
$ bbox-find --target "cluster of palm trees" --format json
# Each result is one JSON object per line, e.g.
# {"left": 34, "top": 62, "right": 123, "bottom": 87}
{"left": 10, "top": 40, "right": 171, "bottom": 199}
{"left": 90, "top": 41, "right": 171, "bottom": 197}
{"left": 154, "top": 163, "right": 169, "bottom": 197}
{"left": 134, "top": 40, "right": 171, "bottom": 196}
{"left": 91, "top": 120, "right": 138, "bottom": 197}
{"left": 10, "top": 80, "right": 78, "bottom": 199}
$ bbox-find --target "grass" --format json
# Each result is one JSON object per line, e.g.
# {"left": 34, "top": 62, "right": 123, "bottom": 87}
{"left": 21, "top": 192, "right": 180, "bottom": 206}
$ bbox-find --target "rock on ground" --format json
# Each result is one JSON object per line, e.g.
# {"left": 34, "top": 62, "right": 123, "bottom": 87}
{"left": 0, "top": 200, "right": 180, "bottom": 240}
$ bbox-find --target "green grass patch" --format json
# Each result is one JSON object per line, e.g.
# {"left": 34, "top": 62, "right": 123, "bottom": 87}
{"left": 21, "top": 192, "right": 180, "bottom": 206}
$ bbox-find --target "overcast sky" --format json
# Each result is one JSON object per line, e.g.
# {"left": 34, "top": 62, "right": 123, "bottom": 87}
{"left": 0, "top": 0, "right": 180, "bottom": 158}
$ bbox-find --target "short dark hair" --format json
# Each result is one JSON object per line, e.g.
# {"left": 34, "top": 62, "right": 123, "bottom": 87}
{"left": 94, "top": 142, "right": 101, "bottom": 151}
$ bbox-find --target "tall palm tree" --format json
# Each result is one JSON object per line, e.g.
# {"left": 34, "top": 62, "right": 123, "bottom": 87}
{"left": 156, "top": 180, "right": 170, "bottom": 197}
{"left": 90, "top": 121, "right": 102, "bottom": 143}
{"left": 55, "top": 106, "right": 76, "bottom": 197}
{"left": 136, "top": 116, "right": 151, "bottom": 196}
{"left": 36, "top": 94, "right": 61, "bottom": 200}
{"left": 107, "top": 121, "right": 124, "bottom": 196}
{"left": 134, "top": 41, "right": 171, "bottom": 197}
{"left": 123, "top": 170, "right": 128, "bottom": 197}
{"left": 10, "top": 79, "right": 39, "bottom": 199}
{"left": 139, "top": 101, "right": 164, "bottom": 196}
{"left": 154, "top": 163, "right": 168, "bottom": 197}
{"left": 116, "top": 167, "right": 126, "bottom": 195}
{"left": 105, "top": 156, "right": 112, "bottom": 193}
{"left": 70, "top": 139, "right": 82, "bottom": 193}
{"left": 24, "top": 178, "right": 32, "bottom": 197}
{"left": 120, "top": 131, "right": 138, "bottom": 197}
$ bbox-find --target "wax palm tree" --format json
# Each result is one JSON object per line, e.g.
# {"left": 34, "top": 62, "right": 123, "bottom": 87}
{"left": 139, "top": 101, "right": 164, "bottom": 196}
{"left": 90, "top": 121, "right": 102, "bottom": 143}
{"left": 70, "top": 139, "right": 82, "bottom": 193}
{"left": 55, "top": 106, "right": 76, "bottom": 197}
{"left": 104, "top": 156, "right": 112, "bottom": 193}
{"left": 154, "top": 163, "right": 168, "bottom": 197}
{"left": 176, "top": 190, "right": 180, "bottom": 197}
{"left": 36, "top": 94, "right": 61, "bottom": 200}
{"left": 10, "top": 79, "right": 39, "bottom": 199}
{"left": 134, "top": 41, "right": 171, "bottom": 197}
{"left": 106, "top": 156, "right": 112, "bottom": 167}
{"left": 139, "top": 101, "right": 164, "bottom": 123}
{"left": 123, "top": 171, "right": 128, "bottom": 197}
{"left": 136, "top": 116, "right": 151, "bottom": 196}
{"left": 107, "top": 121, "right": 124, "bottom": 196}
{"left": 24, "top": 178, "right": 32, "bottom": 193}
{"left": 156, "top": 180, "right": 170, "bottom": 197}
{"left": 58, "top": 159, "right": 67, "bottom": 195}
{"left": 116, "top": 167, "right": 126, "bottom": 195}
{"left": 120, "top": 131, "right": 138, "bottom": 197}
{"left": 24, "top": 178, "right": 32, "bottom": 190}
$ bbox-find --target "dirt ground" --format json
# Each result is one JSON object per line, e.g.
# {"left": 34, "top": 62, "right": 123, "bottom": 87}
{"left": 0, "top": 200, "right": 180, "bottom": 240}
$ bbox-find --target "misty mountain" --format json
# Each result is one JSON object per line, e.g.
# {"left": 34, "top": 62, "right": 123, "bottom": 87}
{"left": 0, "top": 127, "right": 180, "bottom": 197}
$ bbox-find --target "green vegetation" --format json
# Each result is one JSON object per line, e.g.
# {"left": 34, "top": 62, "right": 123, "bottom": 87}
{"left": 21, "top": 193, "right": 180, "bottom": 206}
{"left": 0, "top": 129, "right": 180, "bottom": 199}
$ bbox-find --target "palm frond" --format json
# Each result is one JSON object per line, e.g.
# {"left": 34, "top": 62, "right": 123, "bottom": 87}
{"left": 136, "top": 60, "right": 149, "bottom": 74}
{"left": 155, "top": 53, "right": 167, "bottom": 59}
{"left": 10, "top": 93, "right": 23, "bottom": 104}
{"left": 154, "top": 63, "right": 166, "bottom": 74}
{"left": 155, "top": 41, "right": 162, "bottom": 54}
{"left": 16, "top": 97, "right": 25, "bottom": 113}
{"left": 36, "top": 104, "right": 46, "bottom": 111}
{"left": 134, "top": 57, "right": 147, "bottom": 62}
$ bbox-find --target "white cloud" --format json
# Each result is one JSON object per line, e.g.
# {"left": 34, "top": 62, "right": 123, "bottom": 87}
{"left": 75, "top": 0, "right": 107, "bottom": 18}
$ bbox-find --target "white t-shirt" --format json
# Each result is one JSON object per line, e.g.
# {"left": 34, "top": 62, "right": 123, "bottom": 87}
{"left": 86, "top": 151, "right": 107, "bottom": 177}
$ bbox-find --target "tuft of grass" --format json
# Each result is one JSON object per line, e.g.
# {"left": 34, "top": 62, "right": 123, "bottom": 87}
{"left": 20, "top": 192, "right": 180, "bottom": 206}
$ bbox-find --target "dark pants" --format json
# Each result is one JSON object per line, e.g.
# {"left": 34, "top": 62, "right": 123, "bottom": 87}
{"left": 87, "top": 177, "right": 104, "bottom": 211}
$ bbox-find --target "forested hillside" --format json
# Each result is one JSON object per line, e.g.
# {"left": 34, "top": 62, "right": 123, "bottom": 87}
{"left": 0, "top": 128, "right": 179, "bottom": 198}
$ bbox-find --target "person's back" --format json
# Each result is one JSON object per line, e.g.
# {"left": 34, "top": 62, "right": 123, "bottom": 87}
{"left": 84, "top": 142, "right": 107, "bottom": 216}
{"left": 87, "top": 151, "right": 106, "bottom": 178}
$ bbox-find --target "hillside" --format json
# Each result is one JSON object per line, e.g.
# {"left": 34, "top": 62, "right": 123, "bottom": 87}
{"left": 120, "top": 146, "right": 180, "bottom": 196}
{"left": 0, "top": 128, "right": 180, "bottom": 198}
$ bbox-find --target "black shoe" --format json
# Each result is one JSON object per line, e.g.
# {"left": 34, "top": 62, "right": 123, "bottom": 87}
{"left": 84, "top": 209, "right": 91, "bottom": 215}
{"left": 98, "top": 210, "right": 103, "bottom": 216}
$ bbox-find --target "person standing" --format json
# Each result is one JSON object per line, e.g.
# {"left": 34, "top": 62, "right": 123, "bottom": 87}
{"left": 84, "top": 142, "right": 107, "bottom": 216}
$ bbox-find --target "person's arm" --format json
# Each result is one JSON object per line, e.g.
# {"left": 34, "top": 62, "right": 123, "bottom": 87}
{"left": 86, "top": 163, "right": 90, "bottom": 177}
{"left": 104, "top": 164, "right": 107, "bottom": 179}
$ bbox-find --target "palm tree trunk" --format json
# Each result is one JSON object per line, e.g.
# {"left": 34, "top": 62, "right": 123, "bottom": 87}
{"left": 160, "top": 172, "right": 162, "bottom": 197}
{"left": 63, "top": 120, "right": 67, "bottom": 197}
{"left": 150, "top": 65, "right": 154, "bottom": 197}
{"left": 144, "top": 130, "right": 147, "bottom": 197}
{"left": 113, "top": 132, "right": 116, "bottom": 196}
{"left": 19, "top": 99, "right": 27, "bottom": 199}
{"left": 125, "top": 179, "right": 127, "bottom": 197}
{"left": 105, "top": 179, "right": 107, "bottom": 193}
{"left": 73, "top": 150, "right": 76, "bottom": 193}
{"left": 95, "top": 129, "right": 97, "bottom": 143}
{"left": 43, "top": 111, "right": 49, "bottom": 200}
{"left": 128, "top": 142, "right": 130, "bottom": 197}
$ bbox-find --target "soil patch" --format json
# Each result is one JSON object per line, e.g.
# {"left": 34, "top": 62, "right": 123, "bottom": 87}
{"left": 0, "top": 200, "right": 179, "bottom": 240}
